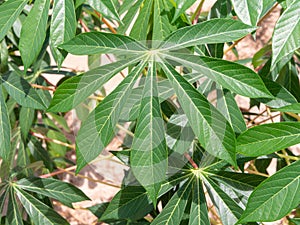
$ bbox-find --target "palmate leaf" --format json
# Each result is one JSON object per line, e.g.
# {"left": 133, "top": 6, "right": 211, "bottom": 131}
{"left": 203, "top": 176, "right": 244, "bottom": 225}
{"left": 160, "top": 63, "right": 237, "bottom": 166}
{"left": 160, "top": 18, "right": 256, "bottom": 51}
{"left": 60, "top": 32, "right": 147, "bottom": 55}
{"left": 277, "top": 103, "right": 300, "bottom": 113}
{"left": 237, "top": 122, "right": 300, "bottom": 157}
{"left": 0, "top": 0, "right": 28, "bottom": 42}
{"left": 50, "top": 0, "right": 77, "bottom": 67}
{"left": 16, "top": 177, "right": 89, "bottom": 208}
{"left": 173, "top": 0, "right": 196, "bottom": 23}
{"left": 239, "top": 160, "right": 300, "bottom": 223}
{"left": 152, "top": 178, "right": 194, "bottom": 225}
{"left": 131, "top": 61, "right": 168, "bottom": 206}
{"left": 188, "top": 177, "right": 210, "bottom": 225}
{"left": 271, "top": 0, "right": 300, "bottom": 70}
{"left": 48, "top": 56, "right": 143, "bottom": 112}
{"left": 19, "top": 0, "right": 50, "bottom": 70}
{"left": 86, "top": 0, "right": 120, "bottom": 22}
{"left": 161, "top": 53, "right": 273, "bottom": 99}
{"left": 231, "top": 0, "right": 263, "bottom": 26}
{"left": 13, "top": 187, "right": 69, "bottom": 225}
{"left": 0, "top": 85, "right": 11, "bottom": 160}
{"left": 75, "top": 61, "right": 146, "bottom": 172}
{"left": 7, "top": 188, "right": 23, "bottom": 225}
{"left": 1, "top": 71, "right": 48, "bottom": 110}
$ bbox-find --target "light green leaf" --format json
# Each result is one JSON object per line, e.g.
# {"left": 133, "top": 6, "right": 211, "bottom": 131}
{"left": 160, "top": 19, "right": 256, "bottom": 51}
{"left": 203, "top": 176, "right": 244, "bottom": 225}
{"left": 160, "top": 63, "right": 237, "bottom": 166}
{"left": 130, "top": 0, "right": 153, "bottom": 40}
{"left": 237, "top": 122, "right": 300, "bottom": 157}
{"left": 153, "top": 0, "right": 175, "bottom": 41}
{"left": 152, "top": 178, "right": 193, "bottom": 225}
{"left": 271, "top": 0, "right": 300, "bottom": 70}
{"left": 0, "top": 85, "right": 11, "bottom": 160}
{"left": 75, "top": 61, "right": 146, "bottom": 172}
{"left": 14, "top": 187, "right": 69, "bottom": 225}
{"left": 17, "top": 177, "right": 89, "bottom": 208}
{"left": 100, "top": 186, "right": 152, "bottom": 221}
{"left": 0, "top": 0, "right": 27, "bottom": 42}
{"left": 290, "top": 218, "right": 300, "bottom": 225}
{"left": 131, "top": 61, "right": 168, "bottom": 206}
{"left": 188, "top": 178, "right": 209, "bottom": 225}
{"left": 86, "top": 0, "right": 120, "bottom": 21}
{"left": 60, "top": 32, "right": 147, "bottom": 55}
{"left": 173, "top": 0, "right": 196, "bottom": 22}
{"left": 239, "top": 160, "right": 300, "bottom": 223}
{"left": 1, "top": 72, "right": 47, "bottom": 110}
{"left": 19, "top": 0, "right": 50, "bottom": 70}
{"left": 48, "top": 56, "right": 143, "bottom": 112}
{"left": 217, "top": 89, "right": 247, "bottom": 134}
{"left": 19, "top": 107, "right": 35, "bottom": 139}
{"left": 231, "top": 0, "right": 263, "bottom": 25}
{"left": 276, "top": 103, "right": 300, "bottom": 113}
{"left": 50, "top": 0, "right": 77, "bottom": 67}
{"left": 161, "top": 53, "right": 273, "bottom": 99}
{"left": 7, "top": 188, "right": 24, "bottom": 225}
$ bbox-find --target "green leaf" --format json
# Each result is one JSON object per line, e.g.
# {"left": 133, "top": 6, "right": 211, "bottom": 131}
{"left": 86, "top": 0, "right": 120, "bottom": 21}
{"left": 188, "top": 178, "right": 210, "bottom": 225}
{"left": 160, "top": 63, "right": 237, "bottom": 166}
{"left": 160, "top": 19, "right": 256, "bottom": 51}
{"left": 0, "top": 85, "right": 11, "bottom": 160}
{"left": 153, "top": 0, "right": 175, "bottom": 41}
{"left": 50, "top": 0, "right": 77, "bottom": 67}
{"left": 276, "top": 103, "right": 300, "bottom": 113}
{"left": 271, "top": 0, "right": 300, "bottom": 70}
{"left": 130, "top": 0, "right": 153, "bottom": 40}
{"left": 17, "top": 177, "right": 89, "bottom": 208}
{"left": 48, "top": 57, "right": 142, "bottom": 112}
{"left": 14, "top": 187, "right": 69, "bottom": 225}
{"left": 231, "top": 0, "right": 263, "bottom": 25}
{"left": 217, "top": 89, "right": 247, "bottom": 134}
{"left": 1, "top": 72, "right": 47, "bottom": 110}
{"left": 60, "top": 32, "right": 147, "bottom": 55}
{"left": 238, "top": 160, "right": 300, "bottom": 223}
{"left": 237, "top": 122, "right": 300, "bottom": 157}
{"left": 131, "top": 61, "right": 168, "bottom": 206}
{"left": 173, "top": 0, "right": 196, "bottom": 22}
{"left": 161, "top": 53, "right": 273, "bottom": 99}
{"left": 290, "top": 218, "right": 300, "bottom": 225}
{"left": 19, "top": 0, "right": 51, "bottom": 70}
{"left": 7, "top": 188, "right": 23, "bottom": 225}
{"left": 19, "top": 107, "right": 35, "bottom": 139}
{"left": 0, "top": 0, "right": 27, "bottom": 42}
{"left": 203, "top": 176, "right": 244, "bottom": 225}
{"left": 166, "top": 113, "right": 194, "bottom": 154}
{"left": 151, "top": 178, "right": 193, "bottom": 225}
{"left": 75, "top": 61, "right": 146, "bottom": 172}
{"left": 100, "top": 186, "right": 152, "bottom": 221}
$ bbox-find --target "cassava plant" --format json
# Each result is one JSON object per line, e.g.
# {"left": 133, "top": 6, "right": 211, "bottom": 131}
{"left": 0, "top": 0, "right": 300, "bottom": 224}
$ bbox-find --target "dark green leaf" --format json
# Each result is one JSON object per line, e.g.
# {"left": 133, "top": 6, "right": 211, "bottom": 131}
{"left": 48, "top": 57, "right": 142, "bottom": 112}
{"left": 6, "top": 188, "right": 23, "bottom": 225}
{"left": 237, "top": 122, "right": 300, "bottom": 157}
{"left": 0, "top": 85, "right": 10, "bottom": 160}
{"left": 160, "top": 63, "right": 237, "bottom": 166}
{"left": 0, "top": 0, "right": 27, "bottom": 42}
{"left": 75, "top": 61, "right": 146, "bottom": 172}
{"left": 50, "top": 0, "right": 77, "bottom": 66}
{"left": 19, "top": 0, "right": 51, "bottom": 70}
{"left": 19, "top": 107, "right": 35, "bottom": 139}
{"left": 1, "top": 72, "right": 47, "bottom": 110}
{"left": 160, "top": 19, "right": 256, "bottom": 50}
{"left": 239, "top": 160, "right": 300, "bottom": 223}
{"left": 60, "top": 32, "right": 147, "bottom": 55}
{"left": 14, "top": 187, "right": 69, "bottom": 225}
{"left": 17, "top": 177, "right": 89, "bottom": 208}
{"left": 131, "top": 61, "right": 168, "bottom": 205}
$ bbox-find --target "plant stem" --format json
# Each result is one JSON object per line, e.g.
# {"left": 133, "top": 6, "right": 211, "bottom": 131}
{"left": 191, "top": 0, "right": 205, "bottom": 24}
{"left": 30, "top": 131, "right": 76, "bottom": 149}
{"left": 276, "top": 153, "right": 299, "bottom": 162}
{"left": 31, "top": 83, "right": 56, "bottom": 91}
{"left": 184, "top": 153, "right": 199, "bottom": 169}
